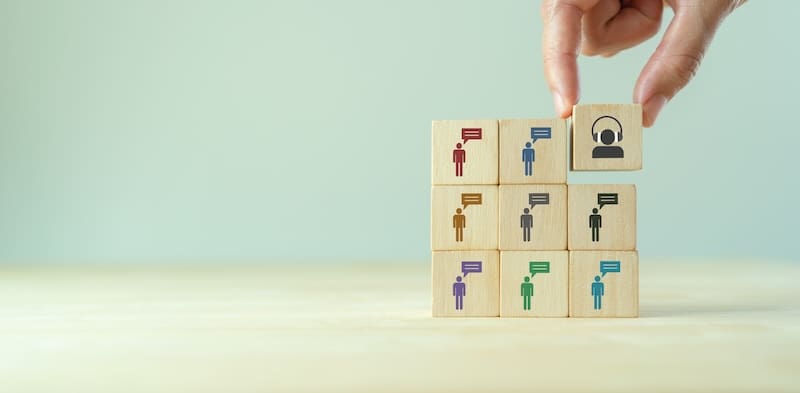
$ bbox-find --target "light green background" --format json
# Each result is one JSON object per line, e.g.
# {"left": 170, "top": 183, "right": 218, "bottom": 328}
{"left": 0, "top": 1, "right": 794, "bottom": 263}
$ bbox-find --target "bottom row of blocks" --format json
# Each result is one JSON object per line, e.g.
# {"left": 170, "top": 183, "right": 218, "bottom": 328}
{"left": 432, "top": 251, "right": 639, "bottom": 317}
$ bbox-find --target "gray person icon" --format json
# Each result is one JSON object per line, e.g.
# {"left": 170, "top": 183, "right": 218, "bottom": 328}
{"left": 589, "top": 208, "right": 602, "bottom": 242}
{"left": 591, "top": 116, "right": 624, "bottom": 159}
{"left": 521, "top": 208, "right": 533, "bottom": 242}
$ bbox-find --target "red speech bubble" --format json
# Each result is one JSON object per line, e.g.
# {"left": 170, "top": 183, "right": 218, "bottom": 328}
{"left": 461, "top": 128, "right": 482, "bottom": 144}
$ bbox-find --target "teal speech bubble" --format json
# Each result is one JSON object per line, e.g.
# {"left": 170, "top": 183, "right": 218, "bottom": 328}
{"left": 529, "top": 261, "right": 550, "bottom": 277}
{"left": 600, "top": 260, "right": 621, "bottom": 277}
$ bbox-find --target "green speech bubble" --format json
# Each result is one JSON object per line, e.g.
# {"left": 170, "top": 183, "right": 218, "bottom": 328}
{"left": 529, "top": 261, "right": 550, "bottom": 277}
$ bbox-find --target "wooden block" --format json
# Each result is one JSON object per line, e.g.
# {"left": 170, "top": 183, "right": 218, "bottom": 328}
{"left": 431, "top": 120, "right": 499, "bottom": 185}
{"left": 432, "top": 250, "right": 499, "bottom": 317}
{"left": 500, "top": 251, "right": 568, "bottom": 317}
{"left": 499, "top": 118, "right": 567, "bottom": 184}
{"left": 567, "top": 184, "right": 636, "bottom": 251}
{"left": 571, "top": 104, "right": 642, "bottom": 171}
{"left": 431, "top": 185, "right": 498, "bottom": 251}
{"left": 499, "top": 184, "right": 566, "bottom": 250}
{"left": 569, "top": 251, "right": 639, "bottom": 317}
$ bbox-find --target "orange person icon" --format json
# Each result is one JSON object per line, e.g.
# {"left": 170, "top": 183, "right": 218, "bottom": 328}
{"left": 453, "top": 208, "right": 466, "bottom": 242}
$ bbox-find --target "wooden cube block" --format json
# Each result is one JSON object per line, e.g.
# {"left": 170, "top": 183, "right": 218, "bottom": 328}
{"left": 500, "top": 251, "right": 568, "bottom": 317}
{"left": 431, "top": 185, "right": 498, "bottom": 251}
{"left": 499, "top": 118, "right": 567, "bottom": 184}
{"left": 432, "top": 120, "right": 499, "bottom": 185}
{"left": 567, "top": 184, "right": 636, "bottom": 251}
{"left": 499, "top": 184, "right": 566, "bottom": 250}
{"left": 569, "top": 251, "right": 639, "bottom": 317}
{"left": 432, "top": 250, "right": 499, "bottom": 317}
{"left": 571, "top": 104, "right": 642, "bottom": 171}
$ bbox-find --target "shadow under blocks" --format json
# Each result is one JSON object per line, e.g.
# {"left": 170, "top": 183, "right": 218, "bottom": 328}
{"left": 431, "top": 105, "right": 642, "bottom": 318}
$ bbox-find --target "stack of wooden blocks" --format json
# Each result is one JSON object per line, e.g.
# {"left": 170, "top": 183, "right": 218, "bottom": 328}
{"left": 431, "top": 104, "right": 641, "bottom": 318}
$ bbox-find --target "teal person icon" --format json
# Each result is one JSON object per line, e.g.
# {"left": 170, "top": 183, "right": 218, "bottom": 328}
{"left": 591, "top": 275, "right": 604, "bottom": 310}
{"left": 521, "top": 276, "right": 534, "bottom": 310}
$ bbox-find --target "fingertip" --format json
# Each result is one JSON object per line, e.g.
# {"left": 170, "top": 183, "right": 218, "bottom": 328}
{"left": 642, "top": 94, "right": 667, "bottom": 127}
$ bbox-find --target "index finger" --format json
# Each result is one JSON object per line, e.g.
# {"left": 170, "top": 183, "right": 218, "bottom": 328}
{"left": 541, "top": 0, "right": 599, "bottom": 117}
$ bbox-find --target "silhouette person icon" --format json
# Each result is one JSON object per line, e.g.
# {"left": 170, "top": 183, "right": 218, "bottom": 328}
{"left": 522, "top": 142, "right": 535, "bottom": 176}
{"left": 592, "top": 275, "right": 605, "bottom": 310}
{"left": 589, "top": 208, "right": 602, "bottom": 242}
{"left": 520, "top": 208, "right": 533, "bottom": 242}
{"left": 521, "top": 276, "right": 534, "bottom": 310}
{"left": 453, "top": 208, "right": 466, "bottom": 242}
{"left": 453, "top": 276, "right": 466, "bottom": 310}
{"left": 453, "top": 143, "right": 466, "bottom": 177}
{"left": 591, "top": 116, "right": 625, "bottom": 159}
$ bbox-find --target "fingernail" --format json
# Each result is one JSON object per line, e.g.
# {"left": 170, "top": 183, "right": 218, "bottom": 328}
{"left": 552, "top": 91, "right": 567, "bottom": 117}
{"left": 643, "top": 95, "right": 667, "bottom": 127}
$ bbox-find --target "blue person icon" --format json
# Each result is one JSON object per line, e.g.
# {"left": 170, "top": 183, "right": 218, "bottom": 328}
{"left": 591, "top": 275, "right": 604, "bottom": 310}
{"left": 522, "top": 142, "right": 535, "bottom": 176}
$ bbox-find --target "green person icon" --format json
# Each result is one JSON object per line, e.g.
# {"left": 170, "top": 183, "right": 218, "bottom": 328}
{"left": 521, "top": 276, "right": 534, "bottom": 310}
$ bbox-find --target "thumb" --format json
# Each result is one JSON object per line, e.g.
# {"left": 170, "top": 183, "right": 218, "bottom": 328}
{"left": 633, "top": 6, "right": 730, "bottom": 127}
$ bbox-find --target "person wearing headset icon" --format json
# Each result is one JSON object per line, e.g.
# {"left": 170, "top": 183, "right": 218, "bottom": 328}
{"left": 591, "top": 115, "right": 625, "bottom": 159}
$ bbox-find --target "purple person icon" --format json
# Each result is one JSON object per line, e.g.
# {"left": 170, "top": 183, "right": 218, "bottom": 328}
{"left": 453, "top": 276, "right": 466, "bottom": 310}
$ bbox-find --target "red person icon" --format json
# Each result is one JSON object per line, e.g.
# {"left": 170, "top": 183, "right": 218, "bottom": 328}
{"left": 453, "top": 143, "right": 466, "bottom": 176}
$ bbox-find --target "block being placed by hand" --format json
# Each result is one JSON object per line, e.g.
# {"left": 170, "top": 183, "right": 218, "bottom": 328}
{"left": 569, "top": 251, "right": 639, "bottom": 317}
{"left": 499, "top": 184, "right": 567, "bottom": 251}
{"left": 571, "top": 104, "right": 642, "bottom": 171}
{"left": 432, "top": 120, "right": 499, "bottom": 185}
{"left": 567, "top": 184, "right": 636, "bottom": 251}
{"left": 500, "top": 251, "right": 568, "bottom": 317}
{"left": 431, "top": 185, "right": 498, "bottom": 251}
{"left": 432, "top": 250, "right": 499, "bottom": 317}
{"left": 499, "top": 118, "right": 567, "bottom": 184}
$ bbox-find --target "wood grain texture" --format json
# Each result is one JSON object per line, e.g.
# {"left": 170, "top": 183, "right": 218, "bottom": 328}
{"left": 500, "top": 251, "right": 569, "bottom": 317}
{"left": 571, "top": 104, "right": 642, "bottom": 171}
{"left": 431, "top": 120, "right": 498, "bottom": 185}
{"left": 567, "top": 184, "right": 636, "bottom": 251}
{"left": 499, "top": 184, "right": 567, "bottom": 250}
{"left": 499, "top": 118, "right": 567, "bottom": 184}
{"left": 432, "top": 251, "right": 500, "bottom": 317}
{"left": 0, "top": 261, "right": 797, "bottom": 392}
{"left": 431, "top": 185, "right": 498, "bottom": 251}
{"left": 569, "top": 251, "right": 639, "bottom": 317}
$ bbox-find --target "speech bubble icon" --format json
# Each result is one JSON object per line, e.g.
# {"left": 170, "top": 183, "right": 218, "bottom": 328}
{"left": 529, "top": 261, "right": 550, "bottom": 277}
{"left": 528, "top": 193, "right": 550, "bottom": 209}
{"left": 530, "top": 127, "right": 552, "bottom": 144}
{"left": 597, "top": 193, "right": 619, "bottom": 210}
{"left": 461, "top": 193, "right": 482, "bottom": 210}
{"left": 600, "top": 260, "right": 621, "bottom": 277}
{"left": 461, "top": 128, "right": 482, "bottom": 144}
{"left": 461, "top": 261, "right": 482, "bottom": 277}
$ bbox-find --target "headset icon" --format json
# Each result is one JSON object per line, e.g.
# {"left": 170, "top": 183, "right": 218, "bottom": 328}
{"left": 591, "top": 115, "right": 623, "bottom": 144}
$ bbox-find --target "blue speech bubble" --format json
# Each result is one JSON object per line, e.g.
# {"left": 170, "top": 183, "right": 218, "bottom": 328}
{"left": 531, "top": 127, "right": 552, "bottom": 144}
{"left": 600, "top": 260, "right": 621, "bottom": 277}
{"left": 462, "top": 261, "right": 482, "bottom": 277}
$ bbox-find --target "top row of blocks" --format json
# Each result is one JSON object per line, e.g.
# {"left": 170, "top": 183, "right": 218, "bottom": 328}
{"left": 431, "top": 104, "right": 643, "bottom": 185}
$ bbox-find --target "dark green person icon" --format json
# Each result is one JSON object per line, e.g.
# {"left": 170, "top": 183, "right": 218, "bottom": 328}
{"left": 521, "top": 276, "right": 534, "bottom": 310}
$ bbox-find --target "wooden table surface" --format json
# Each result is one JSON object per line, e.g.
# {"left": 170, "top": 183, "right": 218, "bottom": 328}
{"left": 1, "top": 260, "right": 798, "bottom": 393}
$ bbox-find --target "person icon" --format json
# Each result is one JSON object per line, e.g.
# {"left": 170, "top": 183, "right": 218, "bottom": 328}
{"left": 522, "top": 142, "right": 535, "bottom": 176}
{"left": 521, "top": 276, "right": 534, "bottom": 310}
{"left": 589, "top": 208, "right": 602, "bottom": 242}
{"left": 453, "top": 208, "right": 466, "bottom": 242}
{"left": 453, "top": 276, "right": 466, "bottom": 310}
{"left": 453, "top": 143, "right": 466, "bottom": 177}
{"left": 520, "top": 208, "right": 533, "bottom": 242}
{"left": 592, "top": 275, "right": 604, "bottom": 310}
{"left": 591, "top": 116, "right": 625, "bottom": 159}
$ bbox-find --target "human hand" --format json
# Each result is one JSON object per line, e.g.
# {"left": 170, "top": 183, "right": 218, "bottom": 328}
{"left": 541, "top": 0, "right": 745, "bottom": 127}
